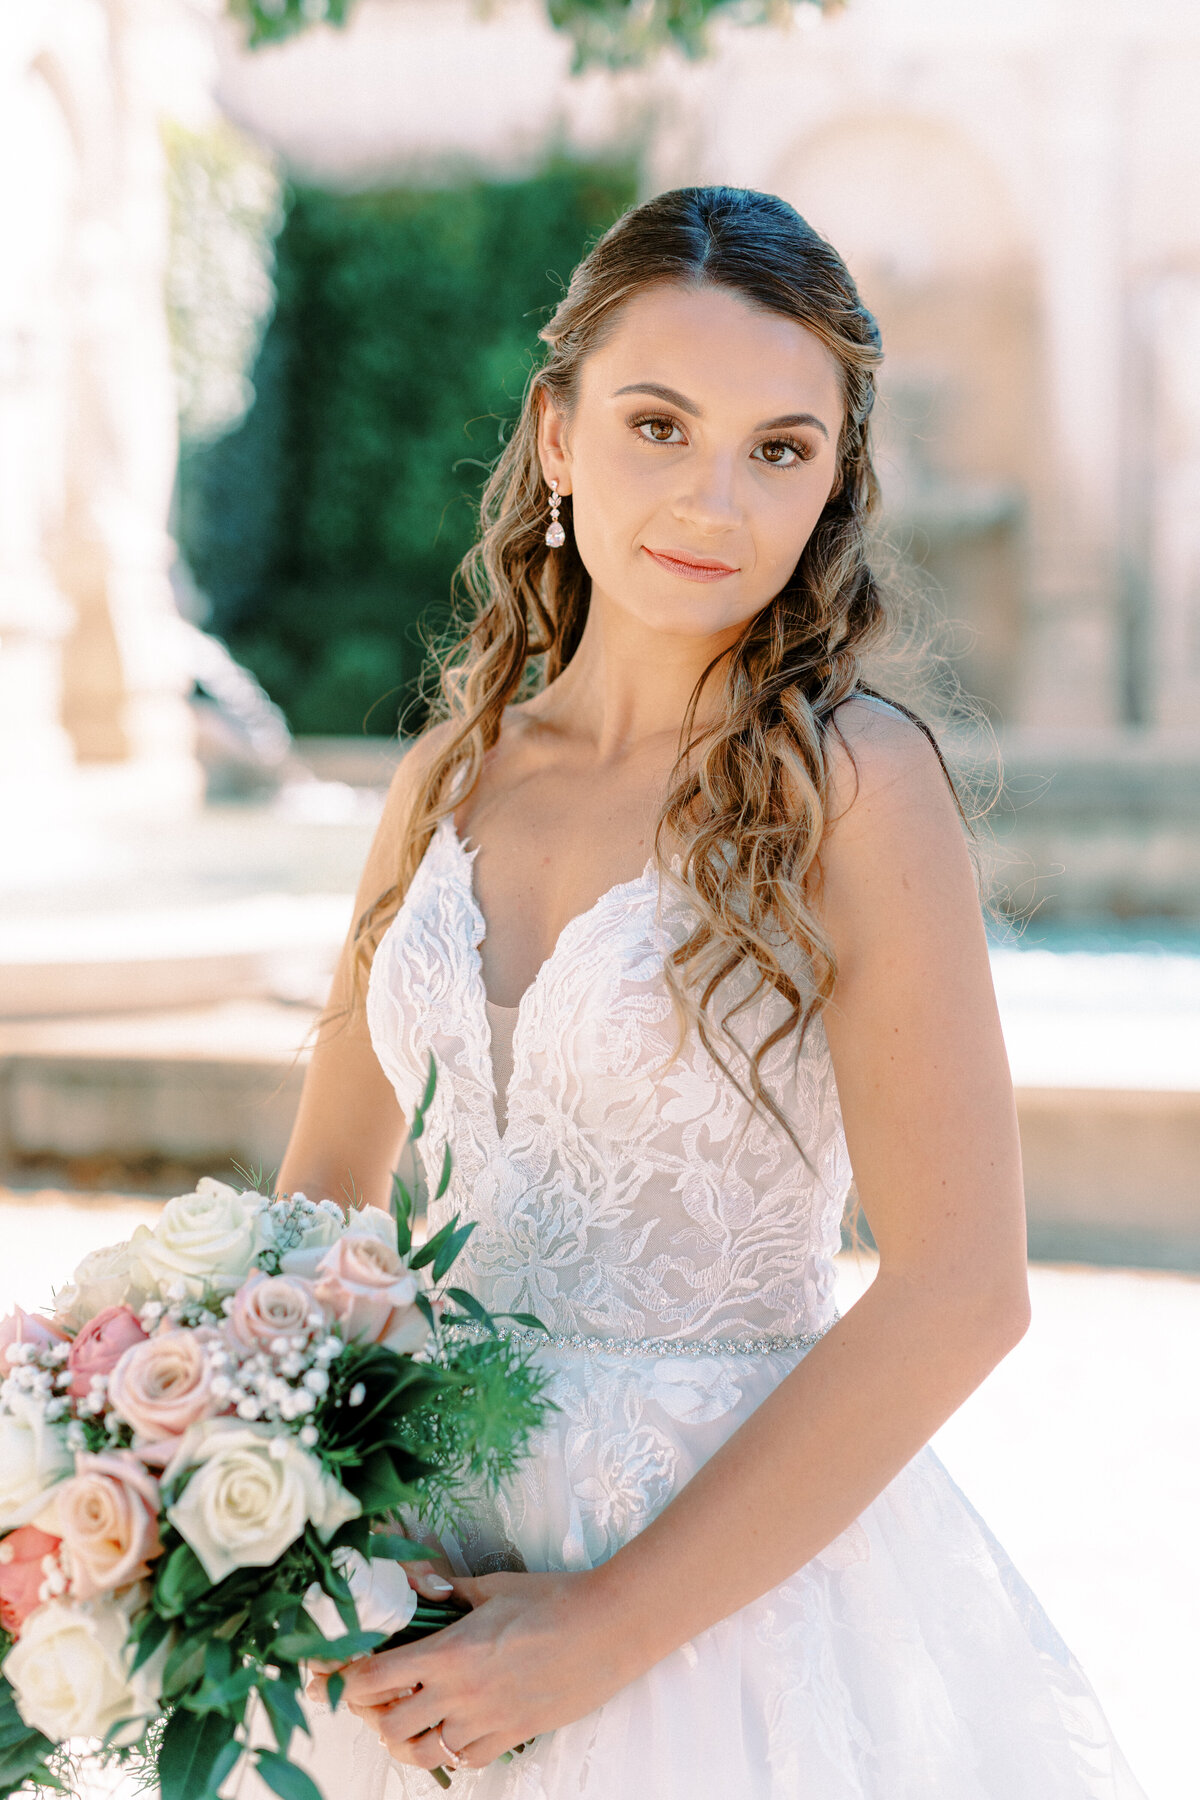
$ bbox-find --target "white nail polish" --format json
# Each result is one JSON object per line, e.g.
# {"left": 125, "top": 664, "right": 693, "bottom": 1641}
{"left": 424, "top": 1574, "right": 454, "bottom": 1593}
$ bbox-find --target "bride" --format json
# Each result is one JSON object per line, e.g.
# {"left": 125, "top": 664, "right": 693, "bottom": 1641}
{"left": 276, "top": 187, "right": 1144, "bottom": 1796}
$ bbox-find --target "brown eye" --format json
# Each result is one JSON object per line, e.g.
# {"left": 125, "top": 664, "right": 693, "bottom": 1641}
{"left": 633, "top": 416, "right": 685, "bottom": 446}
{"left": 752, "top": 438, "right": 805, "bottom": 468}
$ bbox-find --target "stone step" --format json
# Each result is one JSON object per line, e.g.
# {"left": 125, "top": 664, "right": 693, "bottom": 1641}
{"left": 1, "top": 998, "right": 1196, "bottom": 1270}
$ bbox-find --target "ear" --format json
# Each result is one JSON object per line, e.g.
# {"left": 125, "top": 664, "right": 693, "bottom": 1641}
{"left": 537, "top": 392, "right": 572, "bottom": 496}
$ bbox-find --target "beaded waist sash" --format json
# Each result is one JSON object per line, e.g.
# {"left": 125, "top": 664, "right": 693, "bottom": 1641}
{"left": 446, "top": 1316, "right": 838, "bottom": 1358}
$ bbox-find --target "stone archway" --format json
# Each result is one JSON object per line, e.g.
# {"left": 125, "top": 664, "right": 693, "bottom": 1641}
{"left": 773, "top": 115, "right": 1041, "bottom": 721}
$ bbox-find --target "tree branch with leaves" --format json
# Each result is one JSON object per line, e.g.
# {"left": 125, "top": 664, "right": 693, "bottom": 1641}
{"left": 227, "top": 0, "right": 838, "bottom": 68}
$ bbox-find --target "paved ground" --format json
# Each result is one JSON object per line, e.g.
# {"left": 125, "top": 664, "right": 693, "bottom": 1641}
{"left": 1, "top": 1189, "right": 1192, "bottom": 1797}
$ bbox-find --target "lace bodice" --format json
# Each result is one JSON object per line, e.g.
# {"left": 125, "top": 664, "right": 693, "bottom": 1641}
{"left": 366, "top": 817, "right": 852, "bottom": 1345}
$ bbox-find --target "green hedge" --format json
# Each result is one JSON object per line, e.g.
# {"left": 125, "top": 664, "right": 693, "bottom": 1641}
{"left": 178, "top": 161, "right": 636, "bottom": 736}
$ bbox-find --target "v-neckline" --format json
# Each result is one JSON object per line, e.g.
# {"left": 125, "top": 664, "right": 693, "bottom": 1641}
{"left": 439, "top": 815, "right": 657, "bottom": 1147}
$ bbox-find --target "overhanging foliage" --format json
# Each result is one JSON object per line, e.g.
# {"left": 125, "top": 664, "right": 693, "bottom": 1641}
{"left": 227, "top": 0, "right": 837, "bottom": 68}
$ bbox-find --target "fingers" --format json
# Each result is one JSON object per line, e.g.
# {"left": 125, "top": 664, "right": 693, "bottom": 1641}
{"left": 402, "top": 1558, "right": 459, "bottom": 1604}
{"left": 364, "top": 1683, "right": 443, "bottom": 1745}
{"left": 366, "top": 1706, "right": 465, "bottom": 1772}
{"left": 339, "top": 1643, "right": 427, "bottom": 1708}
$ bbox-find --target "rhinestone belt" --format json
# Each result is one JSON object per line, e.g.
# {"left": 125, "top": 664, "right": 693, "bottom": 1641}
{"left": 445, "top": 1317, "right": 838, "bottom": 1358}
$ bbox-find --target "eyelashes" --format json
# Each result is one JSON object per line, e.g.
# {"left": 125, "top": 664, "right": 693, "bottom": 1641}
{"left": 627, "top": 412, "right": 815, "bottom": 467}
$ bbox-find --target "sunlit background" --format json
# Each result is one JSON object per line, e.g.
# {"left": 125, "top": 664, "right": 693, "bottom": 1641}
{"left": 1, "top": 2, "right": 1197, "bottom": 1794}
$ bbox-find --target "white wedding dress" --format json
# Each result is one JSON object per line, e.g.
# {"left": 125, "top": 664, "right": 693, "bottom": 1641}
{"left": 296, "top": 816, "right": 1144, "bottom": 1799}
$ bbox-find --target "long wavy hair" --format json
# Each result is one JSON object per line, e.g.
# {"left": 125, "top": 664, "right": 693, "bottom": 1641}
{"left": 353, "top": 185, "right": 956, "bottom": 1139}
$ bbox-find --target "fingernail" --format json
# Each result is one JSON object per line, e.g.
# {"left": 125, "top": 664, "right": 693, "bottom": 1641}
{"left": 423, "top": 1575, "right": 454, "bottom": 1594}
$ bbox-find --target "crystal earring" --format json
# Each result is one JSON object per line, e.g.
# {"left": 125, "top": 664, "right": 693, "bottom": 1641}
{"left": 545, "top": 478, "right": 566, "bottom": 548}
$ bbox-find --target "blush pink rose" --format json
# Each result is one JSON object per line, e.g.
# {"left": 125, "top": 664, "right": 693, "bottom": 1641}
{"left": 313, "top": 1234, "right": 429, "bottom": 1353}
{"left": 36, "top": 1453, "right": 161, "bottom": 1601}
{"left": 107, "top": 1329, "right": 220, "bottom": 1462}
{"left": 226, "top": 1273, "right": 326, "bottom": 1353}
{"left": 0, "top": 1525, "right": 61, "bottom": 1635}
{"left": 66, "top": 1305, "right": 148, "bottom": 1399}
{"left": 0, "top": 1308, "right": 67, "bottom": 1368}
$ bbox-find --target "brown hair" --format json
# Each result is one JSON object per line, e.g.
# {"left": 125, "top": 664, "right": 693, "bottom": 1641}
{"left": 353, "top": 185, "right": 951, "bottom": 1137}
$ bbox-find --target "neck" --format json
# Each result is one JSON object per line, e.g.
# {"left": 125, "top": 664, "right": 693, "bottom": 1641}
{"left": 534, "top": 591, "right": 741, "bottom": 761}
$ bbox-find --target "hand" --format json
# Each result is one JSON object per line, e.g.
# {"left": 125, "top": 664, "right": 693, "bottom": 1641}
{"left": 309, "top": 1569, "right": 640, "bottom": 1773}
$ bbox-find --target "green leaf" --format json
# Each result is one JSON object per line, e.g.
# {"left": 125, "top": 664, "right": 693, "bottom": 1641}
{"left": 499, "top": 1311, "right": 550, "bottom": 1332}
{"left": 162, "top": 1631, "right": 207, "bottom": 1699}
{"left": 208, "top": 1739, "right": 245, "bottom": 1798}
{"left": 390, "top": 1170, "right": 414, "bottom": 1255}
{"left": 340, "top": 1448, "right": 409, "bottom": 1512}
{"left": 431, "top": 1220, "right": 476, "bottom": 1283}
{"left": 271, "top": 1626, "right": 385, "bottom": 1664}
{"left": 259, "top": 1677, "right": 310, "bottom": 1753}
{"left": 159, "top": 1704, "right": 236, "bottom": 1800}
{"left": 130, "top": 1608, "right": 172, "bottom": 1674}
{"left": 0, "top": 1732, "right": 55, "bottom": 1792}
{"left": 254, "top": 1749, "right": 326, "bottom": 1800}
{"left": 368, "top": 1535, "right": 434, "bottom": 1562}
{"left": 444, "top": 1287, "right": 492, "bottom": 1327}
{"left": 325, "top": 1671, "right": 345, "bottom": 1712}
{"left": 155, "top": 1541, "right": 211, "bottom": 1615}
{"left": 434, "top": 1142, "right": 453, "bottom": 1200}
{"left": 409, "top": 1211, "right": 475, "bottom": 1275}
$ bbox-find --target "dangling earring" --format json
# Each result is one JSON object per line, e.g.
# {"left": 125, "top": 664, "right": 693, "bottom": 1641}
{"left": 545, "top": 478, "right": 566, "bottom": 548}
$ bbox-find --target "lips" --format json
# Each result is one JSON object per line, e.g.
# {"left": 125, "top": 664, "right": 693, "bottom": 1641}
{"left": 643, "top": 546, "right": 738, "bottom": 581}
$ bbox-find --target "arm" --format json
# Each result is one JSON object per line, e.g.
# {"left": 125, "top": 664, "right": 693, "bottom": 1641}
{"left": 278, "top": 733, "right": 451, "bottom": 1209}
{"left": 333, "top": 704, "right": 1030, "bottom": 1770}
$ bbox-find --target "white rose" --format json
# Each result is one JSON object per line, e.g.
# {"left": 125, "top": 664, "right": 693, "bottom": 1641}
{"left": 343, "top": 1206, "right": 400, "bottom": 1254}
{"left": 3, "top": 1588, "right": 165, "bottom": 1744}
{"left": 54, "top": 1234, "right": 152, "bottom": 1330}
{"left": 133, "top": 1180, "right": 264, "bottom": 1300}
{"left": 0, "top": 1390, "right": 73, "bottom": 1530}
{"left": 303, "top": 1547, "right": 418, "bottom": 1642}
{"left": 164, "top": 1421, "right": 360, "bottom": 1585}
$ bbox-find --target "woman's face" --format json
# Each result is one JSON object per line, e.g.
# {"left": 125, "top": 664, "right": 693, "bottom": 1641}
{"left": 540, "top": 282, "right": 845, "bottom": 643}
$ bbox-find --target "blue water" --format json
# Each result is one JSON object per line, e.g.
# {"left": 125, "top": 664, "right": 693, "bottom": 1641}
{"left": 988, "top": 918, "right": 1200, "bottom": 959}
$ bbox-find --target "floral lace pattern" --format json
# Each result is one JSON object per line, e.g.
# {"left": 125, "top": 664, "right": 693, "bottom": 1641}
{"left": 367, "top": 817, "right": 850, "bottom": 1347}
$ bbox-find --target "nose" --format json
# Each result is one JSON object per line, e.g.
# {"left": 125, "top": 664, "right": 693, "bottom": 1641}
{"left": 670, "top": 451, "right": 742, "bottom": 537}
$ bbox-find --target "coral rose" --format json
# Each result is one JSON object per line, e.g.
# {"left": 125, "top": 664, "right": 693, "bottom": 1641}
{"left": 226, "top": 1272, "right": 326, "bottom": 1352}
{"left": 36, "top": 1453, "right": 161, "bottom": 1601}
{"left": 0, "top": 1526, "right": 62, "bottom": 1636}
{"left": 314, "top": 1231, "right": 429, "bottom": 1353}
{"left": 66, "top": 1305, "right": 147, "bottom": 1399}
{"left": 0, "top": 1308, "right": 67, "bottom": 1369}
{"left": 107, "top": 1329, "right": 220, "bottom": 1462}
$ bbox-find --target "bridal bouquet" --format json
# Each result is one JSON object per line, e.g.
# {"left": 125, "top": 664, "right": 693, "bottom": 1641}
{"left": 0, "top": 1067, "right": 546, "bottom": 1800}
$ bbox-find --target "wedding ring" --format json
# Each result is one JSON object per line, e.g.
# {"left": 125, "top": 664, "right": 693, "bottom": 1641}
{"left": 435, "top": 1726, "right": 463, "bottom": 1770}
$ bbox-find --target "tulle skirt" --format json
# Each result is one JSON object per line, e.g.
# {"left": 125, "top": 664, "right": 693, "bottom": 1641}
{"left": 284, "top": 1343, "right": 1145, "bottom": 1800}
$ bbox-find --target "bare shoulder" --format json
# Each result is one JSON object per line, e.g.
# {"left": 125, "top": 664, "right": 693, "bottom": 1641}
{"left": 815, "top": 695, "right": 975, "bottom": 940}
{"left": 823, "top": 695, "right": 953, "bottom": 826}
{"left": 376, "top": 719, "right": 459, "bottom": 839}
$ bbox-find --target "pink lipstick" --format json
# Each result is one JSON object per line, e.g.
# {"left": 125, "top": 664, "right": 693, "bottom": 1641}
{"left": 643, "top": 546, "right": 738, "bottom": 582}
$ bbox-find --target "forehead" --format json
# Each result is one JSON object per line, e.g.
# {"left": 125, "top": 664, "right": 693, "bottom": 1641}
{"left": 581, "top": 282, "right": 844, "bottom": 423}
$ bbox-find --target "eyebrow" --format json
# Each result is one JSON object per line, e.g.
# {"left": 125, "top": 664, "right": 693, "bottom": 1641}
{"left": 612, "top": 381, "right": 830, "bottom": 440}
